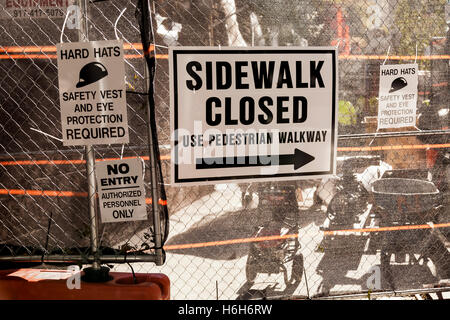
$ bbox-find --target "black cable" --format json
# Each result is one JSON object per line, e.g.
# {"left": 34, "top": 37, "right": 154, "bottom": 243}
{"left": 42, "top": 211, "right": 53, "bottom": 264}
{"left": 127, "top": 262, "right": 137, "bottom": 284}
{"left": 135, "top": 0, "right": 170, "bottom": 248}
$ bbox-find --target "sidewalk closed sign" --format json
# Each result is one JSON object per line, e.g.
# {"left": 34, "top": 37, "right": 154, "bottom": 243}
{"left": 95, "top": 158, "right": 147, "bottom": 223}
{"left": 170, "top": 47, "right": 337, "bottom": 185}
{"left": 378, "top": 63, "right": 418, "bottom": 129}
{"left": 57, "top": 39, "right": 129, "bottom": 146}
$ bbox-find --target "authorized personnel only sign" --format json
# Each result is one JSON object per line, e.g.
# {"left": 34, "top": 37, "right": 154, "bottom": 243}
{"left": 57, "top": 39, "right": 129, "bottom": 146}
{"left": 95, "top": 158, "right": 147, "bottom": 223}
{"left": 378, "top": 63, "right": 418, "bottom": 129}
{"left": 170, "top": 47, "right": 337, "bottom": 185}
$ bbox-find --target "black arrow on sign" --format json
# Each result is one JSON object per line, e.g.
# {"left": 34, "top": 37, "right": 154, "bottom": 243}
{"left": 195, "top": 148, "right": 315, "bottom": 170}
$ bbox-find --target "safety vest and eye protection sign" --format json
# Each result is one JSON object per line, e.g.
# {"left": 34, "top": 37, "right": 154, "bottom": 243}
{"left": 378, "top": 63, "right": 418, "bottom": 129}
{"left": 56, "top": 39, "right": 129, "bottom": 146}
{"left": 169, "top": 47, "right": 338, "bottom": 185}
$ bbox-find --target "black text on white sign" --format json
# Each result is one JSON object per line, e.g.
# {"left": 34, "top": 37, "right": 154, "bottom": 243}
{"left": 95, "top": 158, "right": 147, "bottom": 223}
{"left": 57, "top": 39, "right": 129, "bottom": 146}
{"left": 378, "top": 63, "right": 418, "bottom": 129}
{"left": 170, "top": 47, "right": 338, "bottom": 185}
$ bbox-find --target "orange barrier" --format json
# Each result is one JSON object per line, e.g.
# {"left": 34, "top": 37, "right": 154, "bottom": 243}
{"left": 0, "top": 268, "right": 170, "bottom": 300}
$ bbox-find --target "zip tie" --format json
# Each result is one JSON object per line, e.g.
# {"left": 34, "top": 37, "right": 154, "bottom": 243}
{"left": 382, "top": 45, "right": 391, "bottom": 65}
{"left": 120, "top": 144, "right": 124, "bottom": 159}
{"left": 368, "top": 128, "right": 379, "bottom": 147}
{"left": 414, "top": 43, "right": 418, "bottom": 64}
{"left": 114, "top": 7, "right": 127, "bottom": 40}
{"left": 30, "top": 127, "right": 63, "bottom": 142}
{"left": 60, "top": 8, "right": 71, "bottom": 43}
{"left": 140, "top": 156, "right": 146, "bottom": 180}
{"left": 335, "top": 39, "right": 341, "bottom": 49}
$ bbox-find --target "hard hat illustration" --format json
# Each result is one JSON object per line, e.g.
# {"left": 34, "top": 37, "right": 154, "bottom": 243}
{"left": 76, "top": 62, "right": 108, "bottom": 88}
{"left": 389, "top": 77, "right": 408, "bottom": 93}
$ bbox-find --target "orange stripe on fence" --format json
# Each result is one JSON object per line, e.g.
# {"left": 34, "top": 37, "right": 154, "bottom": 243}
{"left": 0, "top": 49, "right": 449, "bottom": 61}
{"left": 0, "top": 188, "right": 167, "bottom": 206}
{"left": 323, "top": 222, "right": 450, "bottom": 236}
{"left": 0, "top": 54, "right": 57, "bottom": 59}
{"left": 0, "top": 43, "right": 147, "bottom": 53}
{"left": 0, "top": 43, "right": 162, "bottom": 59}
{"left": 338, "top": 143, "right": 450, "bottom": 152}
{"left": 164, "top": 234, "right": 300, "bottom": 251}
{"left": 0, "top": 155, "right": 171, "bottom": 166}
{"left": 0, "top": 188, "right": 88, "bottom": 198}
{"left": 145, "top": 198, "right": 168, "bottom": 205}
{"left": 163, "top": 222, "right": 450, "bottom": 251}
{"left": 0, "top": 159, "right": 86, "bottom": 166}
{"left": 0, "top": 144, "right": 447, "bottom": 167}
{"left": 0, "top": 53, "right": 169, "bottom": 60}
{"left": 0, "top": 45, "right": 56, "bottom": 53}
{"left": 339, "top": 54, "right": 450, "bottom": 60}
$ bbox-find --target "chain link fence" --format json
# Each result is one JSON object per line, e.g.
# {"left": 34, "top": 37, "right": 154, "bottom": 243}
{"left": 0, "top": 0, "right": 449, "bottom": 299}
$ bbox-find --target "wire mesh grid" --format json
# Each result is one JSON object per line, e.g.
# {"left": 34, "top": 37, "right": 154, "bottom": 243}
{"left": 0, "top": 0, "right": 449, "bottom": 299}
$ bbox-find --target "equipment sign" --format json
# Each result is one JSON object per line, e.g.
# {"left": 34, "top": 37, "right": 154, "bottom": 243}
{"left": 1, "top": 0, "right": 74, "bottom": 19}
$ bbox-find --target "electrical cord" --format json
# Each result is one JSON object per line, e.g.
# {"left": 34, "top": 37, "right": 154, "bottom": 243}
{"left": 135, "top": 0, "right": 170, "bottom": 249}
{"left": 127, "top": 262, "right": 137, "bottom": 284}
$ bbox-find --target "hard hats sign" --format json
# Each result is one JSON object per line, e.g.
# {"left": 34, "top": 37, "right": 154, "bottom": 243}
{"left": 377, "top": 64, "right": 418, "bottom": 129}
{"left": 170, "top": 47, "right": 337, "bottom": 185}
{"left": 57, "top": 40, "right": 129, "bottom": 146}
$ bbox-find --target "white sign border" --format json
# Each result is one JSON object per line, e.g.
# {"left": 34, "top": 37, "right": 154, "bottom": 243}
{"left": 169, "top": 46, "right": 338, "bottom": 186}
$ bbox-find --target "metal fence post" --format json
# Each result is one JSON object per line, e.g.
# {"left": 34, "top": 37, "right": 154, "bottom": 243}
{"left": 78, "top": 0, "right": 101, "bottom": 273}
{"left": 144, "top": 37, "right": 163, "bottom": 267}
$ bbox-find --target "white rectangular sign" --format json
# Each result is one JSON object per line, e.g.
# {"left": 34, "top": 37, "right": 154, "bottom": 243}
{"left": 378, "top": 63, "right": 418, "bottom": 129}
{"left": 57, "top": 40, "right": 129, "bottom": 146}
{"left": 170, "top": 47, "right": 338, "bottom": 185}
{"left": 1, "top": 0, "right": 73, "bottom": 19}
{"left": 95, "top": 158, "right": 147, "bottom": 223}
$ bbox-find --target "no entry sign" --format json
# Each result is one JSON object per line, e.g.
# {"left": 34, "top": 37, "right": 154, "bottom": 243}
{"left": 170, "top": 47, "right": 337, "bottom": 185}
{"left": 378, "top": 63, "right": 418, "bottom": 129}
{"left": 95, "top": 158, "right": 147, "bottom": 223}
{"left": 57, "top": 39, "right": 129, "bottom": 146}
